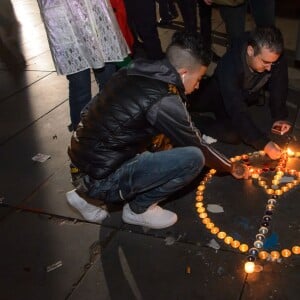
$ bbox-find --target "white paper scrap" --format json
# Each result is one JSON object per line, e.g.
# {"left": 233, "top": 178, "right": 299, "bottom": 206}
{"left": 207, "top": 204, "right": 224, "bottom": 213}
{"left": 280, "top": 176, "right": 294, "bottom": 183}
{"left": 202, "top": 134, "right": 217, "bottom": 144}
{"left": 32, "top": 153, "right": 51, "bottom": 163}
{"left": 207, "top": 239, "right": 220, "bottom": 250}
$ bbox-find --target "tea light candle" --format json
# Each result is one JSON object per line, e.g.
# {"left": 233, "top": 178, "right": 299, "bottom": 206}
{"left": 244, "top": 261, "right": 255, "bottom": 273}
{"left": 292, "top": 246, "right": 300, "bottom": 254}
{"left": 239, "top": 244, "right": 249, "bottom": 252}
{"left": 271, "top": 251, "right": 280, "bottom": 260}
{"left": 281, "top": 249, "right": 291, "bottom": 258}
{"left": 196, "top": 195, "right": 203, "bottom": 201}
{"left": 231, "top": 240, "right": 240, "bottom": 248}
{"left": 199, "top": 212, "right": 208, "bottom": 219}
{"left": 217, "top": 231, "right": 226, "bottom": 239}
{"left": 224, "top": 236, "right": 233, "bottom": 244}
{"left": 211, "top": 227, "right": 220, "bottom": 234}
{"left": 202, "top": 218, "right": 210, "bottom": 224}
{"left": 258, "top": 251, "right": 269, "bottom": 260}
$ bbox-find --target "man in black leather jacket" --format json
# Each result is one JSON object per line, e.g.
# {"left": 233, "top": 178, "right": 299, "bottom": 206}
{"left": 66, "top": 31, "right": 247, "bottom": 229}
{"left": 188, "top": 26, "right": 291, "bottom": 160}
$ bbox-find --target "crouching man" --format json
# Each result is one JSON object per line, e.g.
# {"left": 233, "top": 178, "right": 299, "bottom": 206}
{"left": 66, "top": 31, "right": 247, "bottom": 229}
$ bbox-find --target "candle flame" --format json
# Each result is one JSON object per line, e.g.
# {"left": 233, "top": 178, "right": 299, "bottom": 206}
{"left": 287, "top": 148, "right": 295, "bottom": 157}
{"left": 244, "top": 262, "right": 255, "bottom": 273}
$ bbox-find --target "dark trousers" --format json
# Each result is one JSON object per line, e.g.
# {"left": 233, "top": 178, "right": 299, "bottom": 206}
{"left": 188, "top": 77, "right": 241, "bottom": 144}
{"left": 157, "top": 0, "right": 177, "bottom": 20}
{"left": 123, "top": 0, "right": 164, "bottom": 59}
{"left": 177, "top": 0, "right": 212, "bottom": 46}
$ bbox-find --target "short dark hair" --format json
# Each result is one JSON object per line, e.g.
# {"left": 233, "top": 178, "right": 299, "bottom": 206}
{"left": 166, "top": 31, "right": 211, "bottom": 70}
{"left": 248, "top": 26, "right": 284, "bottom": 56}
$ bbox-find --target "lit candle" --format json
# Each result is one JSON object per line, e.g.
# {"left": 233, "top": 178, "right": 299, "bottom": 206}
{"left": 196, "top": 195, "right": 203, "bottom": 201}
{"left": 209, "top": 169, "right": 217, "bottom": 175}
{"left": 281, "top": 186, "right": 289, "bottom": 192}
{"left": 244, "top": 261, "right": 255, "bottom": 273}
{"left": 254, "top": 240, "right": 263, "bottom": 249}
{"left": 197, "top": 185, "right": 205, "bottom": 191}
{"left": 197, "top": 207, "right": 205, "bottom": 213}
{"left": 202, "top": 218, "right": 210, "bottom": 224}
{"left": 258, "top": 251, "right": 269, "bottom": 260}
{"left": 275, "top": 189, "right": 283, "bottom": 196}
{"left": 224, "top": 236, "right": 233, "bottom": 244}
{"left": 231, "top": 240, "right": 240, "bottom": 248}
{"left": 266, "top": 189, "right": 274, "bottom": 195}
{"left": 281, "top": 249, "right": 291, "bottom": 258}
{"left": 206, "top": 222, "right": 214, "bottom": 229}
{"left": 199, "top": 212, "right": 208, "bottom": 219}
{"left": 217, "top": 231, "right": 226, "bottom": 239}
{"left": 195, "top": 202, "right": 204, "bottom": 208}
{"left": 210, "top": 227, "right": 220, "bottom": 234}
{"left": 287, "top": 182, "right": 294, "bottom": 189}
{"left": 287, "top": 148, "right": 295, "bottom": 157}
{"left": 270, "top": 251, "right": 280, "bottom": 260}
{"left": 272, "top": 179, "right": 279, "bottom": 185}
{"left": 251, "top": 173, "right": 259, "bottom": 179}
{"left": 292, "top": 246, "right": 300, "bottom": 254}
{"left": 239, "top": 244, "right": 249, "bottom": 253}
{"left": 258, "top": 180, "right": 267, "bottom": 187}
{"left": 289, "top": 169, "right": 296, "bottom": 176}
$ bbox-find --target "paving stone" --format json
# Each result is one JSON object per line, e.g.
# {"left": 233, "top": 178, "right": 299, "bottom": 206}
{"left": 0, "top": 211, "right": 101, "bottom": 300}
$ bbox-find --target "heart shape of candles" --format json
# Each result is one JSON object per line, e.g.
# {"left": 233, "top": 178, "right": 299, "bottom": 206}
{"left": 195, "top": 149, "right": 300, "bottom": 273}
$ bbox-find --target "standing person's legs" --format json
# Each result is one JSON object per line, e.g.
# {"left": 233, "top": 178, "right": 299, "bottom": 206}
{"left": 198, "top": 0, "right": 212, "bottom": 47}
{"left": 248, "top": 0, "right": 275, "bottom": 27}
{"left": 157, "top": 0, "right": 172, "bottom": 21}
{"left": 124, "top": 0, "right": 164, "bottom": 59}
{"left": 67, "top": 69, "right": 91, "bottom": 130}
{"left": 93, "top": 63, "right": 117, "bottom": 90}
{"left": 219, "top": 3, "right": 247, "bottom": 45}
{"left": 177, "top": 0, "right": 197, "bottom": 33}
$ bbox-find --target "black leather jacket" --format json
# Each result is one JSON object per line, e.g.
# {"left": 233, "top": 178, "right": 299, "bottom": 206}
{"left": 68, "top": 58, "right": 232, "bottom": 179}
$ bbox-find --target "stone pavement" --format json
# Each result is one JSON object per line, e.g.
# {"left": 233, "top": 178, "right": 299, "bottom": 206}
{"left": 0, "top": 1, "right": 299, "bottom": 299}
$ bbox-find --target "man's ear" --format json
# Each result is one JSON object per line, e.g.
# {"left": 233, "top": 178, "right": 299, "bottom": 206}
{"left": 247, "top": 45, "right": 254, "bottom": 57}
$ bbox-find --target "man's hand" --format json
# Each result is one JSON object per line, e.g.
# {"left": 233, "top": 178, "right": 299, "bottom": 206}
{"left": 231, "top": 161, "right": 249, "bottom": 179}
{"left": 272, "top": 120, "right": 291, "bottom": 135}
{"left": 203, "top": 0, "right": 213, "bottom": 5}
{"left": 264, "top": 141, "right": 282, "bottom": 160}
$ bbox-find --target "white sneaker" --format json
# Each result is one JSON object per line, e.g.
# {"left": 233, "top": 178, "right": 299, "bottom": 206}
{"left": 66, "top": 189, "right": 108, "bottom": 223}
{"left": 122, "top": 203, "right": 177, "bottom": 229}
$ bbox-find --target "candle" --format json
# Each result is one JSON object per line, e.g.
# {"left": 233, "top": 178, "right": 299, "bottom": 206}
{"left": 231, "top": 240, "right": 240, "bottom": 248}
{"left": 258, "top": 251, "right": 269, "bottom": 260}
{"left": 281, "top": 249, "right": 291, "bottom": 258}
{"left": 292, "top": 246, "right": 300, "bottom": 254}
{"left": 244, "top": 261, "right": 255, "bottom": 273}
{"left": 217, "top": 231, "right": 226, "bottom": 239}
{"left": 210, "top": 227, "right": 220, "bottom": 234}
{"left": 224, "top": 236, "right": 233, "bottom": 244}
{"left": 270, "top": 251, "right": 280, "bottom": 260}
{"left": 239, "top": 244, "right": 249, "bottom": 253}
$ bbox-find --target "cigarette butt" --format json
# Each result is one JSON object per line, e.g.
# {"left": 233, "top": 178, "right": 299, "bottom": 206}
{"left": 46, "top": 260, "right": 63, "bottom": 272}
{"left": 186, "top": 266, "right": 191, "bottom": 274}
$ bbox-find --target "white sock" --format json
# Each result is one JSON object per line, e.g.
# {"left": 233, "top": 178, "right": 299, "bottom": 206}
{"left": 66, "top": 190, "right": 108, "bottom": 223}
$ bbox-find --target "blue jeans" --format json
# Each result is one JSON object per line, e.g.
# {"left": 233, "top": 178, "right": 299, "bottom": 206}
{"left": 83, "top": 147, "right": 205, "bottom": 213}
{"left": 67, "top": 63, "right": 116, "bottom": 130}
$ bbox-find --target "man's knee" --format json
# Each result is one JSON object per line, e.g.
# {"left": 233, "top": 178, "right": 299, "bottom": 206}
{"left": 182, "top": 146, "right": 205, "bottom": 171}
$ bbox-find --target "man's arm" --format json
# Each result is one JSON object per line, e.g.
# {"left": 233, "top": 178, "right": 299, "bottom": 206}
{"left": 268, "top": 54, "right": 289, "bottom": 123}
{"left": 146, "top": 94, "right": 233, "bottom": 173}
